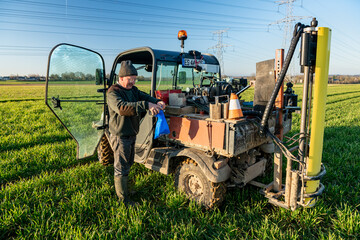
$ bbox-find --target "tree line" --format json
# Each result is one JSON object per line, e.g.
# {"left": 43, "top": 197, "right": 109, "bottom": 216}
{"left": 328, "top": 75, "right": 360, "bottom": 84}
{"left": 231, "top": 75, "right": 360, "bottom": 84}
{"left": 49, "top": 72, "right": 95, "bottom": 81}
{"left": 48, "top": 72, "right": 151, "bottom": 81}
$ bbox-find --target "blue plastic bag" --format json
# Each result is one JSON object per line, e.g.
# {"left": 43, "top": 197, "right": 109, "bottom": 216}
{"left": 154, "top": 110, "right": 170, "bottom": 139}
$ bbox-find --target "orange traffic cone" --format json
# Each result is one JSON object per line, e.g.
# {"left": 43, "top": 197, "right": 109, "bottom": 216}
{"left": 228, "top": 93, "right": 243, "bottom": 119}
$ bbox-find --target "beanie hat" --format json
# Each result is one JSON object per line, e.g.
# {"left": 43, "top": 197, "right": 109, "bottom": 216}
{"left": 119, "top": 60, "right": 138, "bottom": 77}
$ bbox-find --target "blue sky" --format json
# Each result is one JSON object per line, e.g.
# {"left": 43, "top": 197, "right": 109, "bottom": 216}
{"left": 0, "top": 0, "right": 359, "bottom": 76}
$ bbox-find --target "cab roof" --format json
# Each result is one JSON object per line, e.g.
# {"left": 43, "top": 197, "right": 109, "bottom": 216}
{"left": 114, "top": 47, "right": 219, "bottom": 66}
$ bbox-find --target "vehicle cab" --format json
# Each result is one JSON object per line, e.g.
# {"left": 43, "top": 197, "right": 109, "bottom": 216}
{"left": 45, "top": 42, "right": 225, "bottom": 161}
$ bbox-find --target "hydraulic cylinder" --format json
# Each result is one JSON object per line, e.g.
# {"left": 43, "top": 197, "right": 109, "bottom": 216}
{"left": 305, "top": 27, "right": 331, "bottom": 206}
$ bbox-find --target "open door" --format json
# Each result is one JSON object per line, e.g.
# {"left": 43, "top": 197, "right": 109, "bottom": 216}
{"left": 111, "top": 49, "right": 157, "bottom": 163}
{"left": 45, "top": 44, "right": 106, "bottom": 159}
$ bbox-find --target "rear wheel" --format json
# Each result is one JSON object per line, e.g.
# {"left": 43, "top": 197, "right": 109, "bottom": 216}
{"left": 174, "top": 158, "right": 226, "bottom": 208}
{"left": 97, "top": 135, "right": 114, "bottom": 166}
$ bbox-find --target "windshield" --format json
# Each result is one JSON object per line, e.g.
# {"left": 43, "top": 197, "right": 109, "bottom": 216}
{"left": 155, "top": 61, "right": 220, "bottom": 91}
{"left": 155, "top": 61, "right": 177, "bottom": 90}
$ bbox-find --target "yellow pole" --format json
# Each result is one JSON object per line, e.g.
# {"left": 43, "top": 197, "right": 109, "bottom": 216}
{"left": 305, "top": 27, "right": 331, "bottom": 206}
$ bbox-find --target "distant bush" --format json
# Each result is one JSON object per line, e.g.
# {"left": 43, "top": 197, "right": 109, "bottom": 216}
{"left": 329, "top": 75, "right": 360, "bottom": 84}
{"left": 49, "top": 72, "right": 95, "bottom": 81}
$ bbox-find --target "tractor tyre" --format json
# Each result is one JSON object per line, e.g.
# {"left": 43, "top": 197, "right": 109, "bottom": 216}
{"left": 97, "top": 135, "right": 114, "bottom": 166}
{"left": 174, "top": 158, "right": 226, "bottom": 208}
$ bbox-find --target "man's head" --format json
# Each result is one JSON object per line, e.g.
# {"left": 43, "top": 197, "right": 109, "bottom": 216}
{"left": 118, "top": 60, "right": 138, "bottom": 89}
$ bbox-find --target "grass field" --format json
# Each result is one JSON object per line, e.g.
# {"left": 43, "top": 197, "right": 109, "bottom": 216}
{"left": 0, "top": 83, "right": 359, "bottom": 239}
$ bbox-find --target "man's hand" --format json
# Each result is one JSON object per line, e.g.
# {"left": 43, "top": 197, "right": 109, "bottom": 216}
{"left": 148, "top": 102, "right": 162, "bottom": 116}
{"left": 157, "top": 101, "right": 166, "bottom": 110}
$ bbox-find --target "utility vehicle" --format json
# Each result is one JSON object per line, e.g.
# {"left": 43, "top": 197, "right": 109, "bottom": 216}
{"left": 46, "top": 20, "right": 329, "bottom": 209}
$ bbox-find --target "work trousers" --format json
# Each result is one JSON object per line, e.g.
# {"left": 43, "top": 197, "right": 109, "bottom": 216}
{"left": 110, "top": 135, "right": 136, "bottom": 176}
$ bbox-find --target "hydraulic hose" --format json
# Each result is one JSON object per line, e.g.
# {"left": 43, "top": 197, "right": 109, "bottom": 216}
{"left": 260, "top": 23, "right": 306, "bottom": 135}
{"left": 243, "top": 110, "right": 263, "bottom": 118}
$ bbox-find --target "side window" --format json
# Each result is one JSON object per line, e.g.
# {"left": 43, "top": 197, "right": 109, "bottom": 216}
{"left": 199, "top": 72, "right": 221, "bottom": 87}
{"left": 155, "top": 62, "right": 176, "bottom": 90}
{"left": 193, "top": 71, "right": 201, "bottom": 87}
{"left": 114, "top": 63, "right": 152, "bottom": 94}
{"left": 177, "top": 65, "right": 196, "bottom": 89}
{"left": 134, "top": 64, "right": 152, "bottom": 94}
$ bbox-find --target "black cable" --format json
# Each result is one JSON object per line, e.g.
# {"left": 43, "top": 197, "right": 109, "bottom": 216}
{"left": 260, "top": 22, "right": 305, "bottom": 135}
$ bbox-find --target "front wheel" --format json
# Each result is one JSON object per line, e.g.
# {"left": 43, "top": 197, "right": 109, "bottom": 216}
{"left": 97, "top": 135, "right": 114, "bottom": 166}
{"left": 174, "top": 159, "right": 226, "bottom": 208}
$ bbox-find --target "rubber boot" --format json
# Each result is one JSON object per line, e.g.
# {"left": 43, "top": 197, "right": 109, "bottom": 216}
{"left": 114, "top": 175, "right": 137, "bottom": 207}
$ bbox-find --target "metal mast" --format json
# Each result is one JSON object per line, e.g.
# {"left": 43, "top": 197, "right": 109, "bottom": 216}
{"left": 208, "top": 28, "right": 230, "bottom": 76}
{"left": 269, "top": 0, "right": 310, "bottom": 80}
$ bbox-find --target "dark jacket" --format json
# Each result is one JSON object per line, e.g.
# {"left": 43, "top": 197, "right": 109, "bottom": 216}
{"left": 107, "top": 83, "right": 159, "bottom": 137}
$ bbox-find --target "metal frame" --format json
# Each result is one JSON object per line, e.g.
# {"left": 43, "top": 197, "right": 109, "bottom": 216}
{"left": 45, "top": 43, "right": 107, "bottom": 159}
{"left": 255, "top": 21, "right": 331, "bottom": 210}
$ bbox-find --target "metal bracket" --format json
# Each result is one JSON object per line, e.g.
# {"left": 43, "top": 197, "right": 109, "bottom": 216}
{"left": 303, "top": 182, "right": 325, "bottom": 198}
{"left": 51, "top": 96, "right": 62, "bottom": 110}
{"left": 304, "top": 164, "right": 326, "bottom": 181}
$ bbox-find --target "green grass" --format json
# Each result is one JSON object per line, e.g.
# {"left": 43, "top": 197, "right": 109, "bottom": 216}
{"left": 0, "top": 80, "right": 44, "bottom": 85}
{"left": 0, "top": 80, "right": 99, "bottom": 85}
{"left": 0, "top": 84, "right": 359, "bottom": 239}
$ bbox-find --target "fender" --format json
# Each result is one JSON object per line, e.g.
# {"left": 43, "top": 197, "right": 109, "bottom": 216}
{"left": 169, "top": 148, "right": 231, "bottom": 183}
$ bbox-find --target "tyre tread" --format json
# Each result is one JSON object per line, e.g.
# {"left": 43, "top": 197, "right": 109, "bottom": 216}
{"left": 98, "top": 135, "right": 114, "bottom": 166}
{"left": 174, "top": 159, "right": 226, "bottom": 208}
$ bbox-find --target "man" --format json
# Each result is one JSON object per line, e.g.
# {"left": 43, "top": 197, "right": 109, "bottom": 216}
{"left": 107, "top": 60, "right": 165, "bottom": 206}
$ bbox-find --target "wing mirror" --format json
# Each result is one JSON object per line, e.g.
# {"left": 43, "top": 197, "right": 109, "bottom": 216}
{"left": 95, "top": 68, "right": 104, "bottom": 85}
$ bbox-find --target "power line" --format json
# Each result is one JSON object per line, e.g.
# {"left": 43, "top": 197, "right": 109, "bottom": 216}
{"left": 88, "top": 0, "right": 276, "bottom": 22}
{"left": 300, "top": 5, "right": 360, "bottom": 50}
{"left": 0, "top": 27, "right": 203, "bottom": 40}
{"left": 269, "top": 0, "right": 310, "bottom": 49}
{"left": 330, "top": 52, "right": 359, "bottom": 65}
{"left": 0, "top": 8, "right": 268, "bottom": 32}
{"left": 0, "top": 24, "right": 263, "bottom": 41}
{"left": 184, "top": 0, "right": 277, "bottom": 13}
{"left": 2, "top": 0, "right": 270, "bottom": 26}
{"left": 227, "top": 36, "right": 276, "bottom": 56}
{"left": 225, "top": 51, "right": 262, "bottom": 63}
{"left": 291, "top": 3, "right": 360, "bottom": 72}
{"left": 0, "top": 20, "right": 210, "bottom": 39}
{"left": 0, "top": 45, "right": 125, "bottom": 52}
